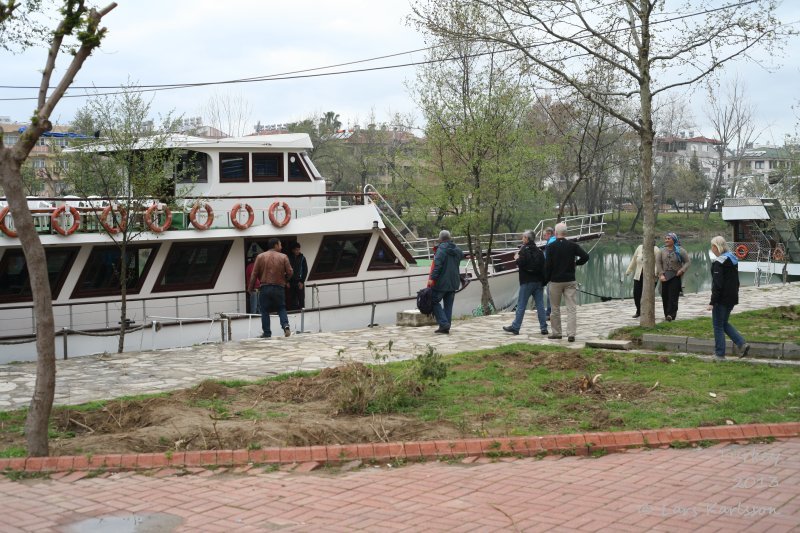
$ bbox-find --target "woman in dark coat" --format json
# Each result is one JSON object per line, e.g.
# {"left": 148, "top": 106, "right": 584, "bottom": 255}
{"left": 706, "top": 235, "right": 750, "bottom": 362}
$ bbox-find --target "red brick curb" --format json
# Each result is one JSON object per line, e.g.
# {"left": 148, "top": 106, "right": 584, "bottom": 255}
{"left": 2, "top": 422, "right": 797, "bottom": 474}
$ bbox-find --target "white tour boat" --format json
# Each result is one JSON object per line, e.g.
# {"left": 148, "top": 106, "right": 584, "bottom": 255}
{"left": 0, "top": 133, "right": 606, "bottom": 362}
{"left": 721, "top": 197, "right": 800, "bottom": 283}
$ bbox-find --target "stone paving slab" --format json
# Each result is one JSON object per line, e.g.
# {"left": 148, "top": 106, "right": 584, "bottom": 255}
{"left": 0, "top": 439, "right": 797, "bottom": 532}
{"left": 0, "top": 282, "right": 798, "bottom": 410}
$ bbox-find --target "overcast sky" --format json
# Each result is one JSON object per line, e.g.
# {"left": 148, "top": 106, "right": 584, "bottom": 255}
{"left": 2, "top": 0, "right": 799, "bottom": 143}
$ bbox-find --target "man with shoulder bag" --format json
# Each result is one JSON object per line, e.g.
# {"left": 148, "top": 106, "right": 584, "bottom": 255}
{"left": 503, "top": 229, "right": 548, "bottom": 335}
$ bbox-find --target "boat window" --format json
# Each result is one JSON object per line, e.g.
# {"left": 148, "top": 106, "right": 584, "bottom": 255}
{"left": 288, "top": 152, "right": 311, "bottom": 182}
{"left": 0, "top": 247, "right": 79, "bottom": 303}
{"left": 72, "top": 245, "right": 159, "bottom": 298}
{"left": 219, "top": 152, "right": 250, "bottom": 182}
{"left": 252, "top": 153, "right": 283, "bottom": 182}
{"left": 153, "top": 240, "right": 232, "bottom": 292}
{"left": 300, "top": 152, "right": 323, "bottom": 180}
{"left": 176, "top": 150, "right": 208, "bottom": 183}
{"left": 368, "top": 239, "right": 403, "bottom": 270}
{"left": 308, "top": 233, "right": 370, "bottom": 280}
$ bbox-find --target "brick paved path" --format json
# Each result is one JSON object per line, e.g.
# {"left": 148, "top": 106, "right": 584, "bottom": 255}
{"left": 1, "top": 440, "right": 797, "bottom": 532}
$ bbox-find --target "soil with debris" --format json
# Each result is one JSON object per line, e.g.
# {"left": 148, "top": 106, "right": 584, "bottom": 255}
{"left": 0, "top": 351, "right": 668, "bottom": 456}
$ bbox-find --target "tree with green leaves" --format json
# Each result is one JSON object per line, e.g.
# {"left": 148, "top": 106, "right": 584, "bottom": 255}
{"left": 0, "top": 0, "right": 117, "bottom": 457}
{"left": 413, "top": 0, "right": 790, "bottom": 326}
{"left": 411, "top": 3, "right": 538, "bottom": 314}
{"left": 66, "top": 87, "right": 183, "bottom": 353}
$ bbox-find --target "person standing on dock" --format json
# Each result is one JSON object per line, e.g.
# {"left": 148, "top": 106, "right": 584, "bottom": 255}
{"left": 503, "top": 229, "right": 548, "bottom": 336}
{"left": 706, "top": 235, "right": 750, "bottom": 362}
{"left": 248, "top": 238, "right": 293, "bottom": 338}
{"left": 657, "top": 232, "right": 690, "bottom": 321}
{"left": 625, "top": 243, "right": 660, "bottom": 319}
{"left": 545, "top": 222, "right": 590, "bottom": 342}
{"left": 428, "top": 230, "right": 464, "bottom": 334}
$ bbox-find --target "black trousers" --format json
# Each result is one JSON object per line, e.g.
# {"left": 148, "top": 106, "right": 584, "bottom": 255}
{"left": 633, "top": 278, "right": 658, "bottom": 314}
{"left": 661, "top": 276, "right": 682, "bottom": 319}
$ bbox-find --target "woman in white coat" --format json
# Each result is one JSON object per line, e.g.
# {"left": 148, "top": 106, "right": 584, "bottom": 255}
{"left": 625, "top": 244, "right": 660, "bottom": 318}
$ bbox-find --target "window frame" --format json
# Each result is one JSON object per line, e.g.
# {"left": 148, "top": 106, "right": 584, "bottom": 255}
{"left": 287, "top": 152, "right": 312, "bottom": 182}
{"left": 307, "top": 233, "right": 371, "bottom": 281}
{"left": 177, "top": 150, "right": 208, "bottom": 184}
{"left": 152, "top": 240, "right": 232, "bottom": 292}
{"left": 71, "top": 244, "right": 160, "bottom": 299}
{"left": 219, "top": 152, "right": 250, "bottom": 183}
{"left": 367, "top": 238, "right": 404, "bottom": 271}
{"left": 0, "top": 247, "right": 79, "bottom": 303}
{"left": 252, "top": 152, "right": 284, "bottom": 182}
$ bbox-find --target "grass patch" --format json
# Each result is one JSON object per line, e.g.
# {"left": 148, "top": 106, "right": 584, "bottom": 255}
{"left": 609, "top": 305, "right": 800, "bottom": 344}
{"left": 0, "top": 445, "right": 26, "bottom": 458}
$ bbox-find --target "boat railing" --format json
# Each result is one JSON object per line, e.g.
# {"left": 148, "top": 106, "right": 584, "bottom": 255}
{"left": 723, "top": 198, "right": 767, "bottom": 208}
{"left": 0, "top": 192, "right": 373, "bottom": 236}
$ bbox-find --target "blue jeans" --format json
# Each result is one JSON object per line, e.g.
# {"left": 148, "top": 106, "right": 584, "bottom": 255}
{"left": 431, "top": 290, "right": 455, "bottom": 329}
{"left": 511, "top": 281, "right": 547, "bottom": 332}
{"left": 712, "top": 303, "right": 745, "bottom": 356}
{"left": 258, "top": 285, "right": 289, "bottom": 337}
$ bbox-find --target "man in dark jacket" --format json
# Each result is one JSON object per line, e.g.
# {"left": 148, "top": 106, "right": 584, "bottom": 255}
{"left": 427, "top": 229, "right": 464, "bottom": 334}
{"left": 503, "top": 229, "right": 548, "bottom": 335}
{"left": 287, "top": 242, "right": 308, "bottom": 310}
{"left": 545, "top": 222, "right": 590, "bottom": 342}
{"left": 706, "top": 235, "right": 750, "bottom": 361}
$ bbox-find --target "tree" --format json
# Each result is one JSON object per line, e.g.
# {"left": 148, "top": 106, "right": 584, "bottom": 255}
{"left": 704, "top": 78, "right": 758, "bottom": 217}
{"left": 411, "top": 4, "right": 537, "bottom": 314}
{"left": 413, "top": 0, "right": 789, "bottom": 326}
{"left": 0, "top": 0, "right": 116, "bottom": 457}
{"left": 667, "top": 153, "right": 708, "bottom": 215}
{"left": 66, "top": 87, "right": 182, "bottom": 353}
{"left": 200, "top": 92, "right": 253, "bottom": 137}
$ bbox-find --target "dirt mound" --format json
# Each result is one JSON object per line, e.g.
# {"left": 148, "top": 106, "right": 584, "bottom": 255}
{"left": 54, "top": 397, "right": 174, "bottom": 436}
{"left": 189, "top": 380, "right": 231, "bottom": 400}
{"left": 542, "top": 375, "right": 657, "bottom": 401}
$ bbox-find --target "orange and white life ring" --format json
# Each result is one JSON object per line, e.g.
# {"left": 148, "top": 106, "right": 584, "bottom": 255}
{"left": 144, "top": 204, "right": 172, "bottom": 233}
{"left": 99, "top": 205, "right": 127, "bottom": 234}
{"left": 0, "top": 206, "right": 18, "bottom": 238}
{"left": 51, "top": 205, "right": 81, "bottom": 236}
{"left": 773, "top": 248, "right": 785, "bottom": 262}
{"left": 268, "top": 201, "right": 291, "bottom": 228}
{"left": 734, "top": 244, "right": 748, "bottom": 260}
{"left": 230, "top": 203, "right": 254, "bottom": 230}
{"left": 189, "top": 202, "right": 214, "bottom": 230}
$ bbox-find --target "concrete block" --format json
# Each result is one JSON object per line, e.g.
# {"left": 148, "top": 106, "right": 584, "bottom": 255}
{"left": 747, "top": 342, "right": 782, "bottom": 359}
{"left": 782, "top": 342, "right": 800, "bottom": 360}
{"left": 396, "top": 310, "right": 437, "bottom": 327}
{"left": 641, "top": 334, "right": 687, "bottom": 352}
{"left": 585, "top": 340, "right": 632, "bottom": 350}
{"left": 687, "top": 337, "right": 727, "bottom": 355}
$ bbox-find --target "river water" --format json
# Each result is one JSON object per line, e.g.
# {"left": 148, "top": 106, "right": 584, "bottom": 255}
{"left": 573, "top": 239, "right": 760, "bottom": 305}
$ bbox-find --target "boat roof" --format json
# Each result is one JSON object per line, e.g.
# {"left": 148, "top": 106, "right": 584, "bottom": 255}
{"left": 67, "top": 133, "right": 314, "bottom": 153}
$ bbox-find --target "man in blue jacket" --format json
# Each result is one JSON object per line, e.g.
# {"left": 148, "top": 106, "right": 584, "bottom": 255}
{"left": 427, "top": 230, "right": 464, "bottom": 334}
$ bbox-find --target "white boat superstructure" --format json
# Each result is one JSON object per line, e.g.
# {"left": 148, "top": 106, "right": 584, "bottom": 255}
{"left": 0, "top": 133, "right": 606, "bottom": 362}
{"left": 721, "top": 197, "right": 800, "bottom": 283}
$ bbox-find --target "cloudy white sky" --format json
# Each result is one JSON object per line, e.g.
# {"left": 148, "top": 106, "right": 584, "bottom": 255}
{"left": 2, "top": 0, "right": 799, "bottom": 143}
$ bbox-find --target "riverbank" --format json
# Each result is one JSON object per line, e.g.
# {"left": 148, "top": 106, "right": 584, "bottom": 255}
{"left": 604, "top": 211, "right": 728, "bottom": 240}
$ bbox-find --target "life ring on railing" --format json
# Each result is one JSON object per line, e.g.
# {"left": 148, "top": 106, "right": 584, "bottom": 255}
{"left": 268, "top": 201, "right": 291, "bottom": 228}
{"left": 230, "top": 203, "right": 254, "bottom": 230}
{"left": 189, "top": 202, "right": 214, "bottom": 230}
{"left": 51, "top": 205, "right": 81, "bottom": 236}
{"left": 734, "top": 244, "right": 749, "bottom": 260}
{"left": 144, "top": 204, "right": 172, "bottom": 233}
{"left": 99, "top": 205, "right": 127, "bottom": 234}
{"left": 773, "top": 248, "right": 785, "bottom": 262}
{"left": 0, "top": 207, "right": 18, "bottom": 238}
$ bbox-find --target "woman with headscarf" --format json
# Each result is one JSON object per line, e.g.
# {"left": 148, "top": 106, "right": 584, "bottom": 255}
{"left": 656, "top": 232, "right": 691, "bottom": 321}
{"left": 706, "top": 236, "right": 750, "bottom": 361}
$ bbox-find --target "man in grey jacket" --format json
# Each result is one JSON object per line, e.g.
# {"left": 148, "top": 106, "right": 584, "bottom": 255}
{"left": 427, "top": 230, "right": 465, "bottom": 334}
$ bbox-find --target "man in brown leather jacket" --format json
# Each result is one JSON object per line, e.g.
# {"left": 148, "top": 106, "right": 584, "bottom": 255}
{"left": 248, "top": 238, "right": 293, "bottom": 338}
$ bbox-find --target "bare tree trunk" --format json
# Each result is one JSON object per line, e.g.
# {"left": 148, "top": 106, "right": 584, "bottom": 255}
{"left": 0, "top": 155, "right": 55, "bottom": 457}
